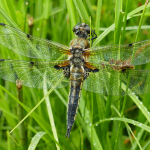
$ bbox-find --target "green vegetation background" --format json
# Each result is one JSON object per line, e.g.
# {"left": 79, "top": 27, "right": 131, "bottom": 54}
{"left": 0, "top": 0, "right": 150, "bottom": 150}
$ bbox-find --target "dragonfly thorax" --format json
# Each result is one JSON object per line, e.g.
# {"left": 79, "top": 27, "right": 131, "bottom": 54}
{"left": 70, "top": 38, "right": 90, "bottom": 49}
{"left": 71, "top": 58, "right": 84, "bottom": 65}
{"left": 69, "top": 47, "right": 85, "bottom": 67}
{"left": 71, "top": 48, "right": 83, "bottom": 58}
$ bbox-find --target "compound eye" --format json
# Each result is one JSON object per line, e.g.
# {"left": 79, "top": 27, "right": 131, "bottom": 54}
{"left": 73, "top": 24, "right": 81, "bottom": 32}
{"left": 73, "top": 26, "right": 78, "bottom": 32}
{"left": 75, "top": 30, "right": 80, "bottom": 35}
{"left": 84, "top": 26, "right": 90, "bottom": 34}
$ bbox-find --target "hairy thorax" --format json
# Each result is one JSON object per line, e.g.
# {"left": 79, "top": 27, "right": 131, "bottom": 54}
{"left": 69, "top": 38, "right": 90, "bottom": 66}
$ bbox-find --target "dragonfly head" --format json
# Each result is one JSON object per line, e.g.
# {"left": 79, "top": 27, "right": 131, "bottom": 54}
{"left": 73, "top": 23, "right": 97, "bottom": 42}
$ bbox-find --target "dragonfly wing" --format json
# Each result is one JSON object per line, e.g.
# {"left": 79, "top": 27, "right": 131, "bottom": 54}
{"left": 0, "top": 23, "right": 70, "bottom": 60}
{"left": 85, "top": 39, "right": 150, "bottom": 66}
{"left": 0, "top": 59, "right": 69, "bottom": 89}
{"left": 83, "top": 63, "right": 150, "bottom": 95}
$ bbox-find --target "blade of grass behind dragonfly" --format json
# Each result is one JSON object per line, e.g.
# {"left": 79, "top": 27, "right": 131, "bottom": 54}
{"left": 73, "top": 0, "right": 89, "bottom": 24}
{"left": 91, "top": 91, "right": 94, "bottom": 149}
{"left": 0, "top": 76, "right": 64, "bottom": 148}
{"left": 112, "top": 9, "right": 124, "bottom": 100}
{"left": 0, "top": 85, "right": 19, "bottom": 138}
{"left": 117, "top": 10, "right": 125, "bottom": 106}
{"left": 84, "top": 0, "right": 94, "bottom": 20}
{"left": 113, "top": 1, "right": 127, "bottom": 149}
{"left": 114, "top": 0, "right": 122, "bottom": 43}
{"left": 131, "top": 121, "right": 148, "bottom": 150}
{"left": 114, "top": 11, "right": 124, "bottom": 45}
{"left": 96, "top": 117, "right": 150, "bottom": 137}
{"left": 104, "top": 7, "right": 124, "bottom": 148}
{"left": 95, "top": 0, "right": 102, "bottom": 38}
{"left": 93, "top": 2, "right": 150, "bottom": 47}
{"left": 93, "top": 1, "right": 112, "bottom": 146}
{"left": 39, "top": 1, "right": 51, "bottom": 39}
{"left": 114, "top": 1, "right": 149, "bottom": 150}
{"left": 90, "top": 88, "right": 104, "bottom": 150}
{"left": 79, "top": 90, "right": 103, "bottom": 150}
{"left": 0, "top": 84, "right": 62, "bottom": 147}
{"left": 124, "top": 1, "right": 149, "bottom": 118}
{"left": 90, "top": 12, "right": 113, "bottom": 144}
{"left": 90, "top": 17, "right": 92, "bottom": 47}
{"left": 43, "top": 72, "right": 60, "bottom": 150}
{"left": 112, "top": 8, "right": 125, "bottom": 150}
{"left": 95, "top": 117, "right": 149, "bottom": 150}
{"left": 121, "top": 82, "right": 150, "bottom": 122}
{"left": 111, "top": 104, "right": 143, "bottom": 150}
{"left": 120, "top": 0, "right": 129, "bottom": 44}
{"left": 28, "top": 132, "right": 46, "bottom": 150}
{"left": 66, "top": 0, "right": 76, "bottom": 32}
{"left": 0, "top": 7, "right": 18, "bottom": 28}
{"left": 0, "top": 1, "right": 18, "bottom": 26}
{"left": 81, "top": 70, "right": 111, "bottom": 148}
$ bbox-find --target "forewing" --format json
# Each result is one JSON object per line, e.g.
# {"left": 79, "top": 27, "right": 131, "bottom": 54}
{"left": 85, "top": 39, "right": 150, "bottom": 66}
{"left": 0, "top": 59, "right": 69, "bottom": 89}
{"left": 0, "top": 23, "right": 70, "bottom": 60}
{"left": 83, "top": 63, "right": 150, "bottom": 95}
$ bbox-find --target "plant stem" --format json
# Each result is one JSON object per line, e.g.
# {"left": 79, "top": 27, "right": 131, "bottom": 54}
{"left": 16, "top": 80, "right": 27, "bottom": 150}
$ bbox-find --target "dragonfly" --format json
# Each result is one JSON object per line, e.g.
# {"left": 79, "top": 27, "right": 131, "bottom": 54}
{"left": 0, "top": 22, "right": 150, "bottom": 137}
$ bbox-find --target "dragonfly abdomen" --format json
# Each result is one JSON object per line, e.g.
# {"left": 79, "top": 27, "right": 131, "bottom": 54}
{"left": 65, "top": 66, "right": 84, "bottom": 137}
{"left": 66, "top": 83, "right": 83, "bottom": 138}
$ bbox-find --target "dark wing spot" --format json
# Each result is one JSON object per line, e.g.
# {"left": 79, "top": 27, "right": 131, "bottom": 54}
{"left": 63, "top": 66, "right": 70, "bottom": 78}
{"left": 0, "top": 23, "right": 5, "bottom": 26}
{"left": 121, "top": 69, "right": 126, "bottom": 73}
{"left": 84, "top": 66, "right": 99, "bottom": 73}
{"left": 0, "top": 59, "right": 5, "bottom": 61}
{"left": 54, "top": 65, "right": 62, "bottom": 70}
{"left": 129, "top": 43, "right": 133, "bottom": 47}
{"left": 93, "top": 68, "right": 99, "bottom": 72}
{"left": 27, "top": 34, "right": 30, "bottom": 38}
{"left": 10, "top": 63, "right": 14, "bottom": 70}
{"left": 14, "top": 72, "right": 19, "bottom": 80}
{"left": 30, "top": 61, "right": 34, "bottom": 65}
